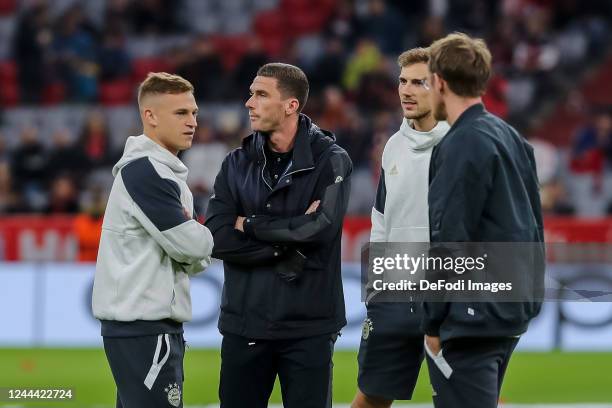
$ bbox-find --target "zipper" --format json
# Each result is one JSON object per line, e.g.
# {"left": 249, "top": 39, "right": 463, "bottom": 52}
{"left": 259, "top": 143, "right": 314, "bottom": 190}
{"left": 276, "top": 166, "right": 315, "bottom": 189}
{"left": 259, "top": 144, "right": 272, "bottom": 191}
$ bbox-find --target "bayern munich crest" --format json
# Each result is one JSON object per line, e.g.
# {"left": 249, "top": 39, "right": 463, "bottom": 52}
{"left": 362, "top": 318, "right": 374, "bottom": 340}
{"left": 164, "top": 383, "right": 181, "bottom": 407}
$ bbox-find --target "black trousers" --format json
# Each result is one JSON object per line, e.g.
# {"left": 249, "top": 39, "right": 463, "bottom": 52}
{"left": 103, "top": 333, "right": 185, "bottom": 408}
{"left": 219, "top": 332, "right": 337, "bottom": 408}
{"left": 425, "top": 337, "right": 519, "bottom": 408}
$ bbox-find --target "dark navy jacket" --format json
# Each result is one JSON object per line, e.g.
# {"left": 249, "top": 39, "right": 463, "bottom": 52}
{"left": 205, "top": 114, "right": 352, "bottom": 339}
{"left": 423, "top": 104, "right": 544, "bottom": 342}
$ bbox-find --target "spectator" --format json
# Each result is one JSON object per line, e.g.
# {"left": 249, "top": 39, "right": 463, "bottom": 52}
{"left": 0, "top": 133, "right": 8, "bottom": 163}
{"left": 98, "top": 30, "right": 131, "bottom": 81}
{"left": 416, "top": 15, "right": 445, "bottom": 48}
{"left": 127, "top": 0, "right": 181, "bottom": 35}
{"left": 104, "top": 0, "right": 131, "bottom": 34}
{"left": 177, "top": 36, "right": 226, "bottom": 101}
{"left": 0, "top": 162, "right": 22, "bottom": 213}
{"left": 530, "top": 137, "right": 575, "bottom": 215}
{"left": 325, "top": 0, "right": 362, "bottom": 50}
{"left": 343, "top": 38, "right": 383, "bottom": 91}
{"left": 356, "top": 61, "right": 397, "bottom": 113}
{"left": 317, "top": 86, "right": 353, "bottom": 132}
{"left": 232, "top": 37, "right": 268, "bottom": 97}
{"left": 309, "top": 36, "right": 347, "bottom": 94}
{"left": 570, "top": 109, "right": 612, "bottom": 175}
{"left": 73, "top": 185, "right": 107, "bottom": 261}
{"left": 52, "top": 5, "right": 99, "bottom": 102}
{"left": 45, "top": 175, "right": 79, "bottom": 214}
{"left": 347, "top": 125, "right": 388, "bottom": 214}
{"left": 358, "top": 0, "right": 405, "bottom": 55}
{"left": 11, "top": 127, "right": 48, "bottom": 210}
{"left": 483, "top": 75, "right": 509, "bottom": 119}
{"left": 12, "top": 2, "right": 54, "bottom": 103}
{"left": 181, "top": 124, "right": 229, "bottom": 215}
{"left": 46, "top": 129, "right": 86, "bottom": 183}
{"left": 77, "top": 111, "right": 115, "bottom": 170}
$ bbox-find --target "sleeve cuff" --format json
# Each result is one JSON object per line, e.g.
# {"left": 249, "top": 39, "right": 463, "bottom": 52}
{"left": 421, "top": 320, "right": 441, "bottom": 337}
{"left": 243, "top": 216, "right": 257, "bottom": 238}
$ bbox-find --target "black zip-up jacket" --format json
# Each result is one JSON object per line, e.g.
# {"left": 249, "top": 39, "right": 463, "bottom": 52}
{"left": 422, "top": 104, "right": 544, "bottom": 343}
{"left": 205, "top": 114, "right": 352, "bottom": 339}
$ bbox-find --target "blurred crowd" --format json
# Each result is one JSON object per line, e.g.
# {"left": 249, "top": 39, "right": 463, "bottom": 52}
{"left": 0, "top": 0, "right": 611, "bottom": 220}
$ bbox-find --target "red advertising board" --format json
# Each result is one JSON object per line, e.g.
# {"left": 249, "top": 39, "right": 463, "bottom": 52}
{"left": 0, "top": 216, "right": 611, "bottom": 262}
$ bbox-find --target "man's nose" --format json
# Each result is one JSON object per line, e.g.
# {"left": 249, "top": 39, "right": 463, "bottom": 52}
{"left": 187, "top": 114, "right": 197, "bottom": 127}
{"left": 245, "top": 95, "right": 255, "bottom": 109}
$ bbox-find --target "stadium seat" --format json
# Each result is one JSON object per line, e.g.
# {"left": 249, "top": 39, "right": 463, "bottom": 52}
{"left": 286, "top": 9, "right": 327, "bottom": 35}
{"left": 210, "top": 34, "right": 250, "bottom": 70}
{"left": 0, "top": 60, "right": 16, "bottom": 82}
{"left": 99, "top": 78, "right": 134, "bottom": 106}
{"left": 131, "top": 57, "right": 175, "bottom": 83}
{"left": 0, "top": 60, "right": 18, "bottom": 106}
{"left": 253, "top": 10, "right": 287, "bottom": 38}
{"left": 580, "top": 56, "right": 612, "bottom": 106}
{"left": 0, "top": 80, "right": 18, "bottom": 106}
{"left": 0, "top": 0, "right": 16, "bottom": 15}
{"left": 41, "top": 83, "right": 66, "bottom": 105}
{"left": 253, "top": 10, "right": 288, "bottom": 56}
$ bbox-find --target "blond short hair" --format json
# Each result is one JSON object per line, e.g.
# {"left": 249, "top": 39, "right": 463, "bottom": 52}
{"left": 137, "top": 72, "right": 194, "bottom": 107}
{"left": 397, "top": 47, "right": 429, "bottom": 68}
{"left": 428, "top": 32, "right": 492, "bottom": 97}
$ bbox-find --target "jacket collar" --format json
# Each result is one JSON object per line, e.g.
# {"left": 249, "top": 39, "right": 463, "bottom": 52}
{"left": 245, "top": 114, "right": 323, "bottom": 171}
{"left": 290, "top": 114, "right": 315, "bottom": 171}
{"left": 450, "top": 103, "right": 485, "bottom": 131}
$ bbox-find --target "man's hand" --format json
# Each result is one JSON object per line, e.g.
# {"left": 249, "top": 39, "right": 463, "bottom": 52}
{"left": 235, "top": 216, "right": 246, "bottom": 232}
{"left": 425, "top": 335, "right": 442, "bottom": 355}
{"left": 305, "top": 200, "right": 320, "bottom": 214}
{"left": 236, "top": 200, "right": 318, "bottom": 233}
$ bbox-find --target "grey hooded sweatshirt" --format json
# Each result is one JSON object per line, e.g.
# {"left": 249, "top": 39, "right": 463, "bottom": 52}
{"left": 371, "top": 119, "right": 450, "bottom": 242}
{"left": 92, "top": 135, "right": 213, "bottom": 336}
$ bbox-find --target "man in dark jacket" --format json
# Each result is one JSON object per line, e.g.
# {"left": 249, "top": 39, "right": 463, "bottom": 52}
{"left": 205, "top": 63, "right": 352, "bottom": 408}
{"left": 423, "top": 33, "right": 544, "bottom": 408}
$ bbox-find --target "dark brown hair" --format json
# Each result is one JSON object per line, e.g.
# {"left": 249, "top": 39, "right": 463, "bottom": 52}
{"left": 256, "top": 63, "right": 309, "bottom": 112}
{"left": 428, "top": 32, "right": 492, "bottom": 97}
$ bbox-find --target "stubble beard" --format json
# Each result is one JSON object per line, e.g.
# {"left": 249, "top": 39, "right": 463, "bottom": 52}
{"left": 404, "top": 109, "right": 431, "bottom": 122}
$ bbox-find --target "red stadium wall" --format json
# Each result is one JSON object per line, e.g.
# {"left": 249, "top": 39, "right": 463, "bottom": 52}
{"left": 1, "top": 216, "right": 612, "bottom": 262}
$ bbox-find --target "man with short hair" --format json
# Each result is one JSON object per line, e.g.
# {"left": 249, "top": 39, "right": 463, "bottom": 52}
{"left": 351, "top": 48, "right": 449, "bottom": 408}
{"left": 92, "top": 72, "right": 214, "bottom": 408}
{"left": 205, "top": 63, "right": 352, "bottom": 408}
{"left": 423, "top": 32, "right": 543, "bottom": 408}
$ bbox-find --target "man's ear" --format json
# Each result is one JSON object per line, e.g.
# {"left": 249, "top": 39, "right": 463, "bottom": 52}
{"left": 142, "top": 108, "right": 158, "bottom": 127}
{"left": 434, "top": 73, "right": 445, "bottom": 95}
{"left": 285, "top": 98, "right": 300, "bottom": 116}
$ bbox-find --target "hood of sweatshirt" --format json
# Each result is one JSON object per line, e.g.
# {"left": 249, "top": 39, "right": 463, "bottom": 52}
{"left": 112, "top": 134, "right": 188, "bottom": 181}
{"left": 400, "top": 118, "right": 449, "bottom": 151}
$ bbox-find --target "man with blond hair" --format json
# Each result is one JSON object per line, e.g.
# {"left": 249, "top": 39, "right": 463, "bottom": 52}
{"left": 423, "top": 33, "right": 543, "bottom": 408}
{"left": 352, "top": 48, "right": 449, "bottom": 408}
{"left": 93, "top": 72, "right": 214, "bottom": 408}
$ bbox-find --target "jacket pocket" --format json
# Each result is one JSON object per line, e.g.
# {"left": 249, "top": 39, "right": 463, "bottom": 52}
{"left": 270, "top": 266, "right": 334, "bottom": 321}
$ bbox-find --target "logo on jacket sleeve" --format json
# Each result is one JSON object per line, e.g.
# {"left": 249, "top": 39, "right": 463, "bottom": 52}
{"left": 165, "top": 383, "right": 181, "bottom": 407}
{"left": 389, "top": 164, "right": 399, "bottom": 175}
{"left": 361, "top": 318, "right": 374, "bottom": 340}
{"left": 335, "top": 176, "right": 343, "bottom": 183}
